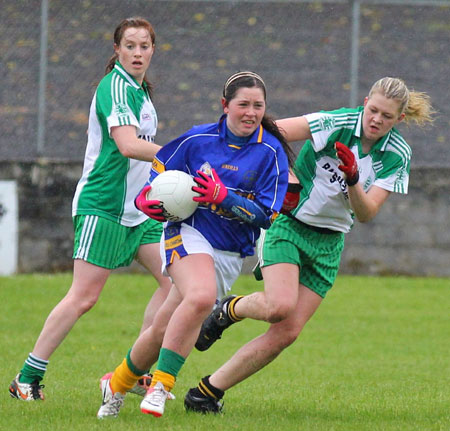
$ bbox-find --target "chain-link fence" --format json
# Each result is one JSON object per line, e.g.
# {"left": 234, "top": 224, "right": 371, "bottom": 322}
{"left": 1, "top": 0, "right": 449, "bottom": 165}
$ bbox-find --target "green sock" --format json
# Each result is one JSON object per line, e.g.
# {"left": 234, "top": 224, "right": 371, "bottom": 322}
{"left": 19, "top": 353, "right": 48, "bottom": 384}
{"left": 126, "top": 348, "right": 147, "bottom": 376}
{"left": 156, "top": 348, "right": 185, "bottom": 377}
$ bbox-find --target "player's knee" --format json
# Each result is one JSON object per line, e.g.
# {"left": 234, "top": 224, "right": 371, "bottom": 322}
{"left": 78, "top": 297, "right": 98, "bottom": 314}
{"left": 265, "top": 301, "right": 295, "bottom": 323}
{"left": 278, "top": 329, "right": 299, "bottom": 349}
{"left": 157, "top": 275, "right": 173, "bottom": 291}
{"left": 198, "top": 294, "right": 217, "bottom": 315}
{"left": 268, "top": 327, "right": 299, "bottom": 351}
{"left": 64, "top": 292, "right": 98, "bottom": 316}
{"left": 64, "top": 279, "right": 103, "bottom": 316}
{"left": 186, "top": 289, "right": 216, "bottom": 317}
{"left": 261, "top": 330, "right": 297, "bottom": 359}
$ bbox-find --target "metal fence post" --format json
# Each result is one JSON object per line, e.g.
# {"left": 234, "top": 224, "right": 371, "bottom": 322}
{"left": 37, "top": 0, "right": 49, "bottom": 156}
{"left": 349, "top": 0, "right": 360, "bottom": 108}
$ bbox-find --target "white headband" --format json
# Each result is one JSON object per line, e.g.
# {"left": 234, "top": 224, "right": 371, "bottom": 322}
{"left": 223, "top": 71, "right": 266, "bottom": 95}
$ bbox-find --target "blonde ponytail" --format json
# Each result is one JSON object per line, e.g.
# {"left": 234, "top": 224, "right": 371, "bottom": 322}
{"left": 403, "top": 90, "right": 435, "bottom": 127}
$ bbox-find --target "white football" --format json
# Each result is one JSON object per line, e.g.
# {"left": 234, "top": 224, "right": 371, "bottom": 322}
{"left": 147, "top": 170, "right": 200, "bottom": 222}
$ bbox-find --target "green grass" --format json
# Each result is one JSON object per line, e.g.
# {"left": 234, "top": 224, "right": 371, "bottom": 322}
{"left": 0, "top": 274, "right": 449, "bottom": 431}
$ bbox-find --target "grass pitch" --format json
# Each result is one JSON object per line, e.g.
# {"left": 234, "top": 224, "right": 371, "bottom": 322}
{"left": 0, "top": 273, "right": 449, "bottom": 431}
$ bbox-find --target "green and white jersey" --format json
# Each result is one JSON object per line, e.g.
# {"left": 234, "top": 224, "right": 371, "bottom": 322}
{"left": 72, "top": 62, "right": 157, "bottom": 227}
{"left": 292, "top": 106, "right": 411, "bottom": 233}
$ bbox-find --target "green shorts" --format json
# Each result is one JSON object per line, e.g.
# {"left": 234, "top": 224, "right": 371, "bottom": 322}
{"left": 72, "top": 215, "right": 163, "bottom": 269}
{"left": 256, "top": 214, "right": 345, "bottom": 298}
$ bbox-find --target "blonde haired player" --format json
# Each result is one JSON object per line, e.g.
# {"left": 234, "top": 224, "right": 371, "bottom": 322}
{"left": 188, "top": 77, "right": 435, "bottom": 413}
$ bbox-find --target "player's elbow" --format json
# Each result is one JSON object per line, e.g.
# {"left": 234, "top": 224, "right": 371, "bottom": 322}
{"left": 355, "top": 210, "right": 378, "bottom": 223}
{"left": 356, "top": 214, "right": 370, "bottom": 223}
{"left": 118, "top": 146, "right": 134, "bottom": 159}
{"left": 353, "top": 202, "right": 381, "bottom": 223}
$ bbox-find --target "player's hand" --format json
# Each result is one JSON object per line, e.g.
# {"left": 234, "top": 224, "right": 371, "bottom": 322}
{"left": 135, "top": 185, "right": 167, "bottom": 222}
{"left": 192, "top": 169, "right": 228, "bottom": 204}
{"left": 281, "top": 183, "right": 302, "bottom": 215}
{"left": 335, "top": 142, "right": 359, "bottom": 186}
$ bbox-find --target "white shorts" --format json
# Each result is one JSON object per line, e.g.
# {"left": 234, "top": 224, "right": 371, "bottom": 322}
{"left": 160, "top": 223, "right": 243, "bottom": 301}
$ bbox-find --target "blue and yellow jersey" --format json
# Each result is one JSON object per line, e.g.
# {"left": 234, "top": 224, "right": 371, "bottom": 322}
{"left": 147, "top": 114, "right": 289, "bottom": 257}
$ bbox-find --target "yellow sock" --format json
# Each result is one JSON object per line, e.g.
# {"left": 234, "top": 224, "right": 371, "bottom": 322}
{"left": 228, "top": 295, "right": 245, "bottom": 322}
{"left": 110, "top": 358, "right": 141, "bottom": 395}
{"left": 152, "top": 370, "right": 175, "bottom": 392}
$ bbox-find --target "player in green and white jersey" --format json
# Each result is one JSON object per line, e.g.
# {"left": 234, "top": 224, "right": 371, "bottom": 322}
{"left": 9, "top": 17, "right": 171, "bottom": 402}
{"left": 185, "top": 77, "right": 435, "bottom": 413}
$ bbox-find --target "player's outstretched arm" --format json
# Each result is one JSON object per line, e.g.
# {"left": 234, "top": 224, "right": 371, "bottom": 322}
{"left": 112, "top": 125, "right": 161, "bottom": 161}
{"left": 276, "top": 116, "right": 312, "bottom": 143}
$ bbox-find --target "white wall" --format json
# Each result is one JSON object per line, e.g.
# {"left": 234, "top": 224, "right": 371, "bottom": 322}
{"left": 0, "top": 181, "right": 18, "bottom": 275}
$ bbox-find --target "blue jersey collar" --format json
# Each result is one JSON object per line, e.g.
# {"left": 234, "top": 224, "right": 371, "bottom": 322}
{"left": 218, "top": 114, "right": 265, "bottom": 144}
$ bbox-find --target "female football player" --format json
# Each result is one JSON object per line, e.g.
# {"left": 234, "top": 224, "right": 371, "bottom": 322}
{"left": 9, "top": 17, "right": 172, "bottom": 401}
{"left": 186, "top": 77, "right": 435, "bottom": 413}
{"left": 96, "top": 71, "right": 294, "bottom": 418}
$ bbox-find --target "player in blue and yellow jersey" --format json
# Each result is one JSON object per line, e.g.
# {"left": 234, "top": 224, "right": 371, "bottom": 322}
{"left": 186, "top": 77, "right": 435, "bottom": 413}
{"left": 97, "top": 71, "right": 295, "bottom": 419}
{"left": 146, "top": 109, "right": 291, "bottom": 264}
{"left": 9, "top": 17, "right": 172, "bottom": 402}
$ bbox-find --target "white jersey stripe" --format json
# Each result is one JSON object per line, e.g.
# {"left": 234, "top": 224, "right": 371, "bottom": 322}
{"left": 113, "top": 74, "right": 120, "bottom": 104}
{"left": 114, "top": 63, "right": 140, "bottom": 89}
{"left": 389, "top": 133, "right": 412, "bottom": 160}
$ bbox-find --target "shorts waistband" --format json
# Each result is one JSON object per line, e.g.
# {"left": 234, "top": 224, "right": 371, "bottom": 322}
{"left": 287, "top": 214, "right": 338, "bottom": 235}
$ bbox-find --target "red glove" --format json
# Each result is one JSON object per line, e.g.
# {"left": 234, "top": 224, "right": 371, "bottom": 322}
{"left": 192, "top": 169, "right": 228, "bottom": 204}
{"left": 281, "top": 183, "right": 302, "bottom": 215}
{"left": 335, "top": 142, "right": 359, "bottom": 186}
{"left": 134, "top": 185, "right": 167, "bottom": 222}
